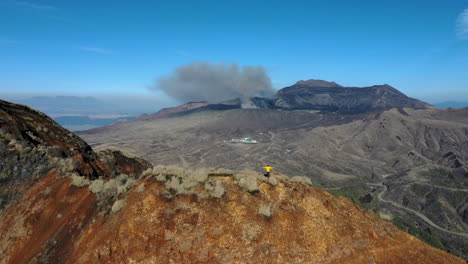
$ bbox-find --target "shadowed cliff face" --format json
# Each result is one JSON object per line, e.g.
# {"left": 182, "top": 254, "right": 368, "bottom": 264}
{"left": 0, "top": 99, "right": 150, "bottom": 178}
{"left": 0, "top": 99, "right": 465, "bottom": 263}
{"left": 0, "top": 99, "right": 123, "bottom": 180}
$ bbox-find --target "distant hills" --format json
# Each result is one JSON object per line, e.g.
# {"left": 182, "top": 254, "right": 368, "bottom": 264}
{"left": 433, "top": 101, "right": 468, "bottom": 108}
{"left": 12, "top": 96, "right": 115, "bottom": 115}
{"left": 3, "top": 96, "right": 149, "bottom": 131}
{"left": 54, "top": 115, "right": 136, "bottom": 131}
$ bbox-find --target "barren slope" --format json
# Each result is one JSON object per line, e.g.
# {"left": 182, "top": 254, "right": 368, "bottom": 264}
{"left": 80, "top": 107, "right": 468, "bottom": 184}
{"left": 80, "top": 106, "right": 468, "bottom": 257}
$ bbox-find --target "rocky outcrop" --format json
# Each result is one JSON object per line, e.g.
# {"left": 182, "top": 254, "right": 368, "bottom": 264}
{"left": 0, "top": 99, "right": 107, "bottom": 179}
{"left": 96, "top": 148, "right": 152, "bottom": 178}
{"left": 0, "top": 99, "right": 150, "bottom": 212}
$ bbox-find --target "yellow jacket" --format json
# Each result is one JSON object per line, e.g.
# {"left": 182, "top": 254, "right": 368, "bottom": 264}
{"left": 263, "top": 166, "right": 273, "bottom": 172}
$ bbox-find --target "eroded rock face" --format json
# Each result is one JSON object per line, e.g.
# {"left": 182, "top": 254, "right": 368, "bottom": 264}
{"left": 96, "top": 149, "right": 152, "bottom": 178}
{"left": 0, "top": 99, "right": 107, "bottom": 179}
{"left": 0, "top": 99, "right": 151, "bottom": 212}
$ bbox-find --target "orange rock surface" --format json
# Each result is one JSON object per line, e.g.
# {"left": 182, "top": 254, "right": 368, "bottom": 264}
{"left": 0, "top": 172, "right": 464, "bottom": 264}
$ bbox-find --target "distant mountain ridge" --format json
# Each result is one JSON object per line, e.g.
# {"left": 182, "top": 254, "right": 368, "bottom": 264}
{"left": 434, "top": 101, "right": 468, "bottom": 108}
{"left": 142, "top": 79, "right": 432, "bottom": 118}
{"left": 254, "top": 79, "right": 431, "bottom": 114}
{"left": 294, "top": 79, "right": 343, "bottom": 87}
{"left": 138, "top": 102, "right": 209, "bottom": 120}
{"left": 12, "top": 96, "right": 114, "bottom": 115}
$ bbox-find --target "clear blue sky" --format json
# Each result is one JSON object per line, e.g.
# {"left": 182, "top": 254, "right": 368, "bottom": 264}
{"left": 1, "top": 0, "right": 467, "bottom": 103}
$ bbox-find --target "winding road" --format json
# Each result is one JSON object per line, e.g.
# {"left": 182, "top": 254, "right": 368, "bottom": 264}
{"left": 366, "top": 183, "right": 468, "bottom": 238}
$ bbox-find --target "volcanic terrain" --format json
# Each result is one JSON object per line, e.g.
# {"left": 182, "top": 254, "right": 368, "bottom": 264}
{"left": 0, "top": 97, "right": 466, "bottom": 263}
{"left": 79, "top": 80, "right": 468, "bottom": 257}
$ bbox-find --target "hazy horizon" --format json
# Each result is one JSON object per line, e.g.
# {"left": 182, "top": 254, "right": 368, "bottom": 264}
{"left": 1, "top": 0, "right": 467, "bottom": 105}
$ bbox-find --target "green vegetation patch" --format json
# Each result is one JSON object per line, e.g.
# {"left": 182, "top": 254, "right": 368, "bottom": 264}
{"left": 327, "top": 185, "right": 377, "bottom": 209}
{"left": 417, "top": 168, "right": 464, "bottom": 188}
{"left": 392, "top": 216, "right": 447, "bottom": 251}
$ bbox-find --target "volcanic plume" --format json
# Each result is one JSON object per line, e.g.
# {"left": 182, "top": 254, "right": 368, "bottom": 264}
{"left": 153, "top": 62, "right": 275, "bottom": 103}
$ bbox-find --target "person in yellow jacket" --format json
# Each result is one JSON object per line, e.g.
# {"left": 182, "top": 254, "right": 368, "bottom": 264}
{"left": 263, "top": 165, "right": 273, "bottom": 178}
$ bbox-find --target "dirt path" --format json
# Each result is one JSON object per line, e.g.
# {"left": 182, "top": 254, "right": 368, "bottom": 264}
{"left": 416, "top": 182, "right": 468, "bottom": 192}
{"left": 366, "top": 183, "right": 468, "bottom": 238}
{"left": 265, "top": 131, "right": 275, "bottom": 152}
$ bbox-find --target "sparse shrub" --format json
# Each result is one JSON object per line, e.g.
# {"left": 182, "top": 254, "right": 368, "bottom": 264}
{"left": 155, "top": 173, "right": 167, "bottom": 182}
{"left": 165, "top": 176, "right": 185, "bottom": 193}
{"left": 258, "top": 205, "right": 272, "bottom": 219}
{"left": 87, "top": 178, "right": 121, "bottom": 212}
{"left": 237, "top": 174, "right": 259, "bottom": 193}
{"left": 88, "top": 179, "right": 104, "bottom": 193}
{"left": 147, "top": 166, "right": 214, "bottom": 197}
{"left": 116, "top": 174, "right": 128, "bottom": 185}
{"left": 181, "top": 174, "right": 199, "bottom": 190}
{"left": 114, "top": 174, "right": 137, "bottom": 195}
{"left": 111, "top": 199, "right": 126, "bottom": 213}
{"left": 242, "top": 224, "right": 262, "bottom": 242}
{"left": 70, "top": 174, "right": 91, "bottom": 187}
{"left": 102, "top": 180, "right": 118, "bottom": 199}
{"left": 59, "top": 158, "right": 78, "bottom": 174}
{"left": 136, "top": 183, "right": 146, "bottom": 193}
{"left": 19, "top": 146, "right": 32, "bottom": 155}
{"left": 192, "top": 168, "right": 209, "bottom": 183}
{"left": 124, "top": 177, "right": 137, "bottom": 191}
{"left": 378, "top": 211, "right": 393, "bottom": 221}
{"left": 142, "top": 168, "right": 152, "bottom": 178}
{"left": 288, "top": 176, "right": 312, "bottom": 186}
{"left": 141, "top": 165, "right": 282, "bottom": 199}
{"left": 41, "top": 187, "right": 52, "bottom": 196}
{"left": 178, "top": 239, "right": 193, "bottom": 252}
{"left": 267, "top": 176, "right": 278, "bottom": 186}
{"left": 162, "top": 166, "right": 188, "bottom": 178}
{"left": 149, "top": 165, "right": 188, "bottom": 182}
{"left": 209, "top": 181, "right": 225, "bottom": 198}
{"left": 160, "top": 189, "right": 176, "bottom": 201}
{"left": 208, "top": 168, "right": 234, "bottom": 177}
{"left": 275, "top": 174, "right": 290, "bottom": 182}
{"left": 164, "top": 230, "right": 174, "bottom": 241}
{"left": 8, "top": 139, "right": 17, "bottom": 146}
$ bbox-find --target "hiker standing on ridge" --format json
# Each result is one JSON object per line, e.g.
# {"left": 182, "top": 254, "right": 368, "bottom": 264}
{"left": 263, "top": 165, "right": 273, "bottom": 178}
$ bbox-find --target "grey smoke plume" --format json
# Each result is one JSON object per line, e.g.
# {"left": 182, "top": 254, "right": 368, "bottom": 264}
{"left": 152, "top": 62, "right": 274, "bottom": 103}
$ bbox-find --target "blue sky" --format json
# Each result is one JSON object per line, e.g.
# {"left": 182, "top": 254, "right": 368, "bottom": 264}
{"left": 1, "top": 0, "right": 467, "bottom": 103}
